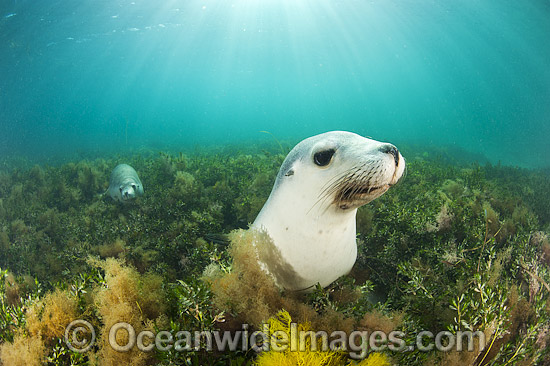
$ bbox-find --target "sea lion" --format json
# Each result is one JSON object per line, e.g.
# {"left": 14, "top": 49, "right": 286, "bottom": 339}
{"left": 107, "top": 164, "right": 144, "bottom": 202}
{"left": 252, "top": 131, "right": 405, "bottom": 291}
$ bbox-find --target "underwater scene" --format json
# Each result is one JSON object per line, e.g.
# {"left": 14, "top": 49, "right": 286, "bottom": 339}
{"left": 1, "top": 0, "right": 550, "bottom": 365}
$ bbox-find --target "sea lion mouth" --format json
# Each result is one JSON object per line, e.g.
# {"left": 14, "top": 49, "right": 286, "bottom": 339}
{"left": 336, "top": 184, "right": 390, "bottom": 209}
{"left": 316, "top": 165, "right": 395, "bottom": 211}
{"left": 342, "top": 184, "right": 387, "bottom": 197}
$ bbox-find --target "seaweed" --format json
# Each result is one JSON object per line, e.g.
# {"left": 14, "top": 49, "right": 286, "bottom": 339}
{"left": 254, "top": 310, "right": 391, "bottom": 366}
{"left": 0, "top": 144, "right": 548, "bottom": 365}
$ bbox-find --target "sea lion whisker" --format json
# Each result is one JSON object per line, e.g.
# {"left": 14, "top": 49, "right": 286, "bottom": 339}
{"left": 312, "top": 173, "right": 349, "bottom": 212}
{"left": 319, "top": 168, "right": 356, "bottom": 196}
{"left": 320, "top": 171, "right": 354, "bottom": 201}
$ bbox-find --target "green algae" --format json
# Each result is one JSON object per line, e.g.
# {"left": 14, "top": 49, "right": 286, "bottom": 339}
{"left": 0, "top": 145, "right": 549, "bottom": 365}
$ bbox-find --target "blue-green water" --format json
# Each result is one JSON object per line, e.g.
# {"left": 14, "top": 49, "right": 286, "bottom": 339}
{"left": 1, "top": 0, "right": 549, "bottom": 167}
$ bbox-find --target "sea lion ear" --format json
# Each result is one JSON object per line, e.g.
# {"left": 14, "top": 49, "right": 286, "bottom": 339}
{"left": 284, "top": 169, "right": 294, "bottom": 177}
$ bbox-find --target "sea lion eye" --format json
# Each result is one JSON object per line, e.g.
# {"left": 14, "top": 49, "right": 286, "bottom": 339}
{"left": 119, "top": 187, "right": 123, "bottom": 193}
{"left": 313, "top": 149, "right": 335, "bottom": 167}
{"left": 132, "top": 184, "right": 136, "bottom": 189}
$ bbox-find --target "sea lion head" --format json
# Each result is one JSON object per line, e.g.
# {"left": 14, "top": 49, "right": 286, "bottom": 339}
{"left": 252, "top": 131, "right": 405, "bottom": 291}
{"left": 119, "top": 180, "right": 143, "bottom": 202}
{"left": 274, "top": 131, "right": 405, "bottom": 212}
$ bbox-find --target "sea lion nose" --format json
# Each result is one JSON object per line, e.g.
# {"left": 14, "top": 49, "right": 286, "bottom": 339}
{"left": 379, "top": 144, "right": 400, "bottom": 167}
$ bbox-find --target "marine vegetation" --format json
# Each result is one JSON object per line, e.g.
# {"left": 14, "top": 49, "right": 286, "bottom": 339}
{"left": 0, "top": 142, "right": 549, "bottom": 365}
{"left": 254, "top": 309, "right": 391, "bottom": 366}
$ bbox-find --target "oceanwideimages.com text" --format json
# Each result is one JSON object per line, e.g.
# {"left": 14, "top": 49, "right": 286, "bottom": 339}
{"left": 65, "top": 320, "right": 485, "bottom": 359}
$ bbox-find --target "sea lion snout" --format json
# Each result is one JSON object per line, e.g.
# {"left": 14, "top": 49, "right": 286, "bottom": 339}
{"left": 378, "top": 144, "right": 400, "bottom": 167}
{"left": 121, "top": 185, "right": 136, "bottom": 200}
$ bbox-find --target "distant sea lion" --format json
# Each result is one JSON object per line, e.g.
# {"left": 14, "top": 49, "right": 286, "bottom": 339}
{"left": 252, "top": 131, "right": 405, "bottom": 291}
{"left": 107, "top": 164, "right": 144, "bottom": 202}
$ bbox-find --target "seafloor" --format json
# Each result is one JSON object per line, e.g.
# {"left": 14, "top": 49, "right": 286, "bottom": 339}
{"left": 0, "top": 142, "right": 549, "bottom": 365}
